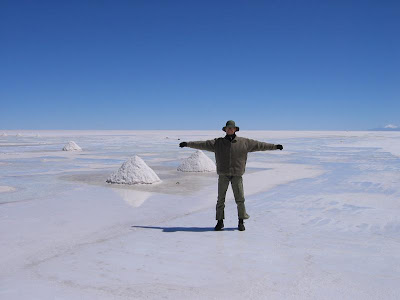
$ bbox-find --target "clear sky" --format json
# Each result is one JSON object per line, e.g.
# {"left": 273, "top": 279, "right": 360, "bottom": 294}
{"left": 1, "top": 0, "right": 399, "bottom": 130}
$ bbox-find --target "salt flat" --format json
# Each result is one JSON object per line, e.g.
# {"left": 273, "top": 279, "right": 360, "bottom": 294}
{"left": 1, "top": 130, "right": 400, "bottom": 299}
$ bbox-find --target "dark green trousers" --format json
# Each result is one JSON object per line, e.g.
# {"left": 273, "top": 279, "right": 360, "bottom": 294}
{"left": 216, "top": 175, "right": 250, "bottom": 220}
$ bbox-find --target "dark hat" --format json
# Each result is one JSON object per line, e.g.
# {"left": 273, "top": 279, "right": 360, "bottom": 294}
{"left": 222, "top": 120, "right": 240, "bottom": 132}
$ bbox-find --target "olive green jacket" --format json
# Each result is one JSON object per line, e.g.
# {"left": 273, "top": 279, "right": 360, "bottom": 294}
{"left": 187, "top": 136, "right": 278, "bottom": 176}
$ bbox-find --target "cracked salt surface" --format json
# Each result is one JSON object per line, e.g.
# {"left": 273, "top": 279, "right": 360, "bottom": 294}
{"left": 1, "top": 130, "right": 400, "bottom": 299}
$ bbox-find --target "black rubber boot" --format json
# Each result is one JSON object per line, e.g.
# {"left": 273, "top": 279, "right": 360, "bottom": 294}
{"left": 238, "top": 219, "right": 245, "bottom": 231}
{"left": 214, "top": 220, "right": 224, "bottom": 231}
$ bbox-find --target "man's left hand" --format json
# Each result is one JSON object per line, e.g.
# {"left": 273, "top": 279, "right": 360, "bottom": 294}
{"left": 276, "top": 144, "right": 283, "bottom": 150}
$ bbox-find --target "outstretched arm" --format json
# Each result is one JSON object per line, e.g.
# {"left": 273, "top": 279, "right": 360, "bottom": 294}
{"left": 179, "top": 139, "right": 216, "bottom": 152}
{"left": 246, "top": 138, "right": 283, "bottom": 152}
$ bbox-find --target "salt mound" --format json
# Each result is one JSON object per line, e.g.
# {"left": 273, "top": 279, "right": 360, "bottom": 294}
{"left": 0, "top": 186, "right": 16, "bottom": 193}
{"left": 1, "top": 133, "right": 7, "bottom": 137}
{"left": 62, "top": 141, "right": 82, "bottom": 151}
{"left": 178, "top": 150, "right": 216, "bottom": 172}
{"left": 106, "top": 155, "right": 161, "bottom": 185}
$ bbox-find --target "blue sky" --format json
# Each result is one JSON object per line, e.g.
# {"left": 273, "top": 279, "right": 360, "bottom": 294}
{"left": 1, "top": 0, "right": 399, "bottom": 130}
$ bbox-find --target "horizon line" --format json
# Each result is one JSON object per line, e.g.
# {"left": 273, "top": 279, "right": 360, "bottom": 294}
{"left": 1, "top": 128, "right": 396, "bottom": 132}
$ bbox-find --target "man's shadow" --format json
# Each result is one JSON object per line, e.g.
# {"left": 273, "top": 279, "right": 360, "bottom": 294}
{"left": 131, "top": 225, "right": 237, "bottom": 232}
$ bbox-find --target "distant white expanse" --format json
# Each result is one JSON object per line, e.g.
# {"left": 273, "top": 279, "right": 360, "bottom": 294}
{"left": 1, "top": 130, "right": 400, "bottom": 299}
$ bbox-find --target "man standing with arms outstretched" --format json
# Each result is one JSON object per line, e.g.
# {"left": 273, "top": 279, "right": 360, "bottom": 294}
{"left": 179, "top": 120, "right": 283, "bottom": 231}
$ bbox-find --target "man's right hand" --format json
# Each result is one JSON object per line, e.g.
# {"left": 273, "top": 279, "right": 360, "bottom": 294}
{"left": 179, "top": 142, "right": 188, "bottom": 148}
{"left": 276, "top": 144, "right": 283, "bottom": 150}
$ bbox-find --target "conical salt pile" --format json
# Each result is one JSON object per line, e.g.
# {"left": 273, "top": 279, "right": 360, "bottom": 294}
{"left": 107, "top": 155, "right": 161, "bottom": 185}
{"left": 178, "top": 150, "right": 216, "bottom": 172}
{"left": 63, "top": 141, "right": 82, "bottom": 151}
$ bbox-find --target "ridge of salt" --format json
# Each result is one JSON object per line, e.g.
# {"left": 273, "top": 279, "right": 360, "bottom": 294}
{"left": 178, "top": 150, "right": 216, "bottom": 172}
{"left": 63, "top": 141, "right": 82, "bottom": 151}
{"left": 106, "top": 155, "right": 161, "bottom": 185}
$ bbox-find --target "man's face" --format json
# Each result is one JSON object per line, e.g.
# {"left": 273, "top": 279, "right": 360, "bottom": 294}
{"left": 225, "top": 127, "right": 236, "bottom": 135}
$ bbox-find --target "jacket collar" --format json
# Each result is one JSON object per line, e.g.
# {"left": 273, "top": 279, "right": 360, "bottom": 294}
{"left": 224, "top": 133, "right": 236, "bottom": 142}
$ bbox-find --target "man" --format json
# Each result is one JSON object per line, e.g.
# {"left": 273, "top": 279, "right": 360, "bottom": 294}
{"left": 179, "top": 120, "right": 283, "bottom": 231}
